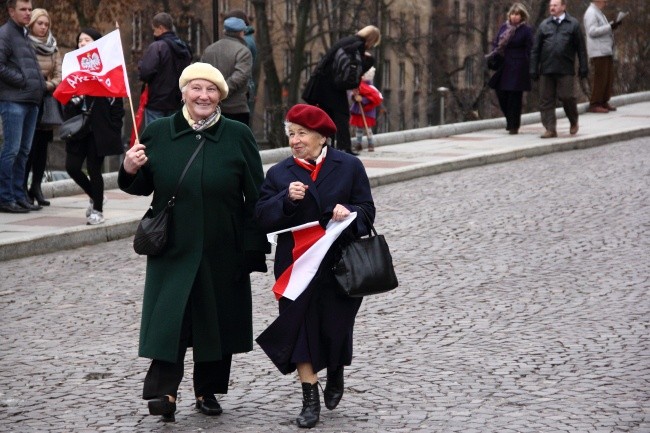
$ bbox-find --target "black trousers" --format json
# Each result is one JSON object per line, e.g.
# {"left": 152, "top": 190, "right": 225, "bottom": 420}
{"left": 65, "top": 146, "right": 105, "bottom": 212}
{"left": 328, "top": 110, "right": 352, "bottom": 152}
{"left": 24, "top": 129, "right": 52, "bottom": 190}
{"left": 222, "top": 111, "right": 250, "bottom": 127}
{"left": 496, "top": 90, "right": 523, "bottom": 131}
{"left": 142, "top": 299, "right": 232, "bottom": 400}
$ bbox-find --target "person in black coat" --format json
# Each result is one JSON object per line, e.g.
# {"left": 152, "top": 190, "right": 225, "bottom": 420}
{"left": 255, "top": 104, "right": 375, "bottom": 428}
{"left": 302, "top": 25, "right": 380, "bottom": 155}
{"left": 63, "top": 28, "right": 124, "bottom": 225}
{"left": 486, "top": 2, "right": 533, "bottom": 135}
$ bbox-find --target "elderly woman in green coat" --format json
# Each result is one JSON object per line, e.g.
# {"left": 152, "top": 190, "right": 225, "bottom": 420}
{"left": 119, "top": 63, "right": 269, "bottom": 423}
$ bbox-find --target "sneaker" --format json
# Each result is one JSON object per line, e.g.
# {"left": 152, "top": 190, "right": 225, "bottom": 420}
{"left": 86, "top": 196, "right": 108, "bottom": 217}
{"left": 87, "top": 209, "right": 105, "bottom": 225}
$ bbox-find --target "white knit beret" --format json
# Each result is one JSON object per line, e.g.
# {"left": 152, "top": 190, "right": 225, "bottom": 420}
{"left": 179, "top": 62, "right": 229, "bottom": 100}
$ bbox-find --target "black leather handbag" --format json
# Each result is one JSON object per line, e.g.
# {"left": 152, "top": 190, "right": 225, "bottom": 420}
{"left": 332, "top": 208, "right": 398, "bottom": 297}
{"left": 59, "top": 99, "right": 94, "bottom": 141}
{"left": 133, "top": 138, "right": 205, "bottom": 256}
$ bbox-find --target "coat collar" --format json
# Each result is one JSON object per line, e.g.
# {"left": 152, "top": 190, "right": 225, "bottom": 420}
{"left": 283, "top": 146, "right": 346, "bottom": 204}
{"left": 170, "top": 110, "right": 226, "bottom": 143}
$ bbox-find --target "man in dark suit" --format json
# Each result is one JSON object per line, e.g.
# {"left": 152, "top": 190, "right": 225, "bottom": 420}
{"left": 530, "top": 0, "right": 588, "bottom": 138}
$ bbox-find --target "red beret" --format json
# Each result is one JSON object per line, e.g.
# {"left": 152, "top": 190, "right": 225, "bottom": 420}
{"left": 285, "top": 104, "right": 337, "bottom": 137}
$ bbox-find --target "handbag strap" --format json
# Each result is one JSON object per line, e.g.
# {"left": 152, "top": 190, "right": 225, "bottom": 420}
{"left": 167, "top": 137, "right": 206, "bottom": 208}
{"left": 356, "top": 206, "right": 378, "bottom": 237}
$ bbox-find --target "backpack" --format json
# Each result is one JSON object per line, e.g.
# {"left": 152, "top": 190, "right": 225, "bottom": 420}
{"left": 332, "top": 46, "right": 363, "bottom": 90}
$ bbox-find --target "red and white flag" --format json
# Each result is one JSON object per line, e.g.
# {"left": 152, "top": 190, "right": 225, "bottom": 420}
{"left": 267, "top": 213, "right": 357, "bottom": 301}
{"left": 54, "top": 29, "right": 131, "bottom": 105}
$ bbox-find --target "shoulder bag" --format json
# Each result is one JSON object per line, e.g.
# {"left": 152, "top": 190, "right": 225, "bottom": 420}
{"left": 133, "top": 138, "right": 206, "bottom": 256}
{"left": 38, "top": 94, "right": 64, "bottom": 128}
{"left": 59, "top": 99, "right": 95, "bottom": 141}
{"left": 332, "top": 208, "right": 399, "bottom": 297}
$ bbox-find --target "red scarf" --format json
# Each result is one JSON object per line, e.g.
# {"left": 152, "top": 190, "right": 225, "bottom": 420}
{"left": 294, "top": 157, "right": 325, "bottom": 181}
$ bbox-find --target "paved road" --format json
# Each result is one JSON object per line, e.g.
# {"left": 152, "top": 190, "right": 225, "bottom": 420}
{"left": 1, "top": 139, "right": 648, "bottom": 433}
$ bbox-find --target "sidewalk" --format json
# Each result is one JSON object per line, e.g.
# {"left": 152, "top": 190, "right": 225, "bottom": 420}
{"left": 1, "top": 92, "right": 649, "bottom": 261}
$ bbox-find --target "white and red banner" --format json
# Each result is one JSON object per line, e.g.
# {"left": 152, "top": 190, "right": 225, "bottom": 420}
{"left": 267, "top": 213, "right": 357, "bottom": 301}
{"left": 54, "top": 29, "right": 131, "bottom": 105}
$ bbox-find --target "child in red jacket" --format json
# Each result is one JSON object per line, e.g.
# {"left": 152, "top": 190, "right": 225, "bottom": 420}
{"left": 349, "top": 66, "right": 383, "bottom": 152}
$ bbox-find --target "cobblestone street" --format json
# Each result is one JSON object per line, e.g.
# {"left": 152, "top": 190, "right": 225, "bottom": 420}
{"left": 1, "top": 139, "right": 648, "bottom": 432}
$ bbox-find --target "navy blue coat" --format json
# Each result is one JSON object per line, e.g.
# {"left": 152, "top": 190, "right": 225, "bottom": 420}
{"left": 490, "top": 23, "right": 533, "bottom": 92}
{"left": 255, "top": 146, "right": 375, "bottom": 374}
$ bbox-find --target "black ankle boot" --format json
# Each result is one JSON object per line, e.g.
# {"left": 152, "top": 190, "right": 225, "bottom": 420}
{"left": 148, "top": 395, "right": 176, "bottom": 422}
{"left": 296, "top": 382, "right": 320, "bottom": 428}
{"left": 324, "top": 366, "right": 344, "bottom": 410}
{"left": 29, "top": 185, "right": 50, "bottom": 206}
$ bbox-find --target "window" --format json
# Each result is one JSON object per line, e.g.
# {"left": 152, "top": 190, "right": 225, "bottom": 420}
{"left": 286, "top": 0, "right": 294, "bottom": 23}
{"left": 132, "top": 11, "right": 143, "bottom": 51}
{"left": 383, "top": 60, "right": 391, "bottom": 89}
{"left": 454, "top": 1, "right": 460, "bottom": 25}
{"left": 400, "top": 12, "right": 407, "bottom": 39}
{"left": 467, "top": 3, "right": 474, "bottom": 30}
{"left": 285, "top": 49, "right": 292, "bottom": 77}
{"left": 465, "top": 57, "right": 474, "bottom": 87}
{"left": 414, "top": 16, "right": 420, "bottom": 40}
{"left": 414, "top": 63, "right": 421, "bottom": 90}
{"left": 303, "top": 51, "right": 312, "bottom": 81}
{"left": 386, "top": 11, "right": 391, "bottom": 38}
{"left": 398, "top": 62, "right": 405, "bottom": 89}
{"left": 412, "top": 92, "right": 420, "bottom": 128}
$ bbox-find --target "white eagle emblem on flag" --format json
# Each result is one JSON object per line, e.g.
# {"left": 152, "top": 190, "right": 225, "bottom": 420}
{"left": 77, "top": 48, "right": 103, "bottom": 72}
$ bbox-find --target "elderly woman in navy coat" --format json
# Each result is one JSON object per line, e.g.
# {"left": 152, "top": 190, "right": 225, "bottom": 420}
{"left": 486, "top": 2, "right": 534, "bottom": 135}
{"left": 255, "top": 104, "right": 375, "bottom": 428}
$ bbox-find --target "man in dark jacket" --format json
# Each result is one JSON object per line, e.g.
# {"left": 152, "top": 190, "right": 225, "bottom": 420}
{"left": 138, "top": 12, "right": 192, "bottom": 127}
{"left": 530, "top": 0, "right": 588, "bottom": 138}
{"left": 0, "top": 0, "right": 45, "bottom": 213}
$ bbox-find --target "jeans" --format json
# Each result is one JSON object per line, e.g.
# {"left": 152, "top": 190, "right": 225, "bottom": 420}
{"left": 0, "top": 101, "right": 39, "bottom": 203}
{"left": 144, "top": 108, "right": 177, "bottom": 128}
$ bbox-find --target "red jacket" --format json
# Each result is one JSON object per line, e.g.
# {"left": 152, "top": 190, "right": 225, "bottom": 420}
{"left": 349, "top": 80, "right": 383, "bottom": 128}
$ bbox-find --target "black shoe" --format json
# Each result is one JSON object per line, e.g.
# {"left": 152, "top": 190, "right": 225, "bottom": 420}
{"left": 0, "top": 202, "right": 30, "bottom": 213}
{"left": 29, "top": 186, "right": 50, "bottom": 206}
{"left": 296, "top": 382, "right": 320, "bottom": 428}
{"left": 344, "top": 149, "right": 360, "bottom": 156}
{"left": 196, "top": 395, "right": 222, "bottom": 416}
{"left": 324, "top": 366, "right": 344, "bottom": 410}
{"left": 16, "top": 199, "right": 42, "bottom": 211}
{"left": 148, "top": 396, "right": 176, "bottom": 422}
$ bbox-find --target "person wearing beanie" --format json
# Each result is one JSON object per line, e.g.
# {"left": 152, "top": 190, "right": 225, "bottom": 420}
{"left": 224, "top": 9, "right": 258, "bottom": 114}
{"left": 119, "top": 62, "right": 269, "bottom": 423}
{"left": 24, "top": 8, "right": 62, "bottom": 207}
{"left": 62, "top": 28, "right": 124, "bottom": 225}
{"left": 349, "top": 64, "right": 383, "bottom": 152}
{"left": 255, "top": 103, "right": 375, "bottom": 428}
{"left": 302, "top": 25, "right": 381, "bottom": 156}
{"left": 201, "top": 16, "right": 253, "bottom": 126}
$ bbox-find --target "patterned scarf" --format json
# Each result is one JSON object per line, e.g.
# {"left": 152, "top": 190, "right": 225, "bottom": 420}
{"left": 486, "top": 21, "right": 524, "bottom": 59}
{"left": 182, "top": 105, "right": 221, "bottom": 131}
{"left": 293, "top": 146, "right": 328, "bottom": 181}
{"left": 29, "top": 31, "right": 57, "bottom": 56}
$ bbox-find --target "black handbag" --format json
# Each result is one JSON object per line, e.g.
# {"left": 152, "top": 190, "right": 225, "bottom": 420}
{"left": 38, "top": 94, "right": 63, "bottom": 128}
{"left": 332, "top": 208, "right": 398, "bottom": 297}
{"left": 487, "top": 54, "right": 504, "bottom": 71}
{"left": 59, "top": 99, "right": 94, "bottom": 141}
{"left": 133, "top": 138, "right": 205, "bottom": 256}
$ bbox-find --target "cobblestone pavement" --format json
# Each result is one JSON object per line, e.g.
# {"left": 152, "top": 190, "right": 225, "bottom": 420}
{"left": 1, "top": 139, "right": 649, "bottom": 433}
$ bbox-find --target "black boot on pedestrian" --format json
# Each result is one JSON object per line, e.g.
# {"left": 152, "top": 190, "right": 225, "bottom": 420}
{"left": 148, "top": 395, "right": 176, "bottom": 422}
{"left": 29, "top": 185, "right": 50, "bottom": 206}
{"left": 195, "top": 394, "right": 223, "bottom": 416}
{"left": 296, "top": 382, "right": 320, "bottom": 428}
{"left": 324, "top": 366, "right": 344, "bottom": 410}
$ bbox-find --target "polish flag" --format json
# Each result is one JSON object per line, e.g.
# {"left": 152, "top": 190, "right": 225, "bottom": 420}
{"left": 267, "top": 213, "right": 357, "bottom": 301}
{"left": 54, "top": 29, "right": 131, "bottom": 105}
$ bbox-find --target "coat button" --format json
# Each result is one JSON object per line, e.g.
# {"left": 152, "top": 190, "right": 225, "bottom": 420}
{"left": 196, "top": 134, "right": 202, "bottom": 140}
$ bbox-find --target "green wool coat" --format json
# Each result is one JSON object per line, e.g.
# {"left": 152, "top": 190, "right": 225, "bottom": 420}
{"left": 118, "top": 113, "right": 268, "bottom": 363}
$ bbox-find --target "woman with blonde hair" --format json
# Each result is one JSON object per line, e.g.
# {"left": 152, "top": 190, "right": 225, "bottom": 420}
{"left": 24, "top": 8, "right": 61, "bottom": 207}
{"left": 486, "top": 2, "right": 534, "bottom": 135}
